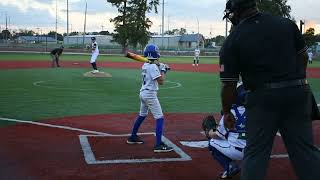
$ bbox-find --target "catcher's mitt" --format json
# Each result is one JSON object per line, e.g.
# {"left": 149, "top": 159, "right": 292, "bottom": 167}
{"left": 202, "top": 115, "right": 217, "bottom": 139}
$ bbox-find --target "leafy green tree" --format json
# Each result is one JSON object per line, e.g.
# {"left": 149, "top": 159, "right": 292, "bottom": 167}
{"left": 303, "top": 28, "right": 316, "bottom": 47}
{"left": 1, "top": 30, "right": 11, "bottom": 40}
{"left": 99, "top": 31, "right": 110, "bottom": 35}
{"left": 15, "top": 29, "right": 35, "bottom": 36}
{"left": 47, "top": 31, "right": 64, "bottom": 41}
{"left": 107, "top": 0, "right": 159, "bottom": 51}
{"left": 129, "top": 0, "right": 159, "bottom": 48}
{"left": 315, "top": 34, "right": 320, "bottom": 42}
{"left": 107, "top": 0, "right": 131, "bottom": 52}
{"left": 257, "top": 0, "right": 291, "bottom": 18}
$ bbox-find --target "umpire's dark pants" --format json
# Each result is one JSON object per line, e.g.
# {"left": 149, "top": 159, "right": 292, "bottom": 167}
{"left": 241, "top": 85, "right": 320, "bottom": 180}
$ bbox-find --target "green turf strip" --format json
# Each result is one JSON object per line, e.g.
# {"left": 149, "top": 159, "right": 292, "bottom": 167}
{"left": 0, "top": 52, "right": 220, "bottom": 64}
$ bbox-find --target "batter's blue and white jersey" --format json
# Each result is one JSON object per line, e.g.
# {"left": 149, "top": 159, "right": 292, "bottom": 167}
{"left": 140, "top": 63, "right": 161, "bottom": 92}
{"left": 92, "top": 41, "right": 99, "bottom": 54}
{"left": 216, "top": 105, "right": 246, "bottom": 149}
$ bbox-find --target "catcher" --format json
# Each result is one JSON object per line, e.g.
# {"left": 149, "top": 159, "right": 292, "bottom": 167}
{"left": 202, "top": 82, "right": 247, "bottom": 179}
{"left": 50, "top": 46, "right": 64, "bottom": 68}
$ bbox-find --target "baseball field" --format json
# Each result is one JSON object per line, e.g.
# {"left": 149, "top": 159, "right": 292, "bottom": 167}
{"left": 0, "top": 52, "right": 320, "bottom": 180}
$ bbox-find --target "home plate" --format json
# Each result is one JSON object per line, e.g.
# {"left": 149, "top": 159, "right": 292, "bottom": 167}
{"left": 83, "top": 71, "right": 112, "bottom": 78}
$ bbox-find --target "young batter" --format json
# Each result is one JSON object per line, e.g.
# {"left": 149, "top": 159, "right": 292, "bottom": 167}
{"left": 126, "top": 44, "right": 173, "bottom": 153}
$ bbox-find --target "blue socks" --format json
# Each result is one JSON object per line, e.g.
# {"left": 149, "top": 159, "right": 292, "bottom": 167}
{"left": 130, "top": 116, "right": 164, "bottom": 147}
{"left": 156, "top": 118, "right": 164, "bottom": 146}
{"left": 130, "top": 115, "right": 146, "bottom": 137}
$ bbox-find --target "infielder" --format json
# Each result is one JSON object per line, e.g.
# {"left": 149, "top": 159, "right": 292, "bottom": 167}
{"left": 193, "top": 46, "right": 200, "bottom": 66}
{"left": 50, "top": 46, "right": 64, "bottom": 68}
{"left": 89, "top": 37, "right": 99, "bottom": 73}
{"left": 308, "top": 51, "right": 313, "bottom": 64}
{"left": 202, "top": 83, "right": 247, "bottom": 179}
{"left": 126, "top": 44, "right": 173, "bottom": 153}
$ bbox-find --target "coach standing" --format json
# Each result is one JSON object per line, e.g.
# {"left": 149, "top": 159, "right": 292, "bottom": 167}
{"left": 50, "top": 46, "right": 64, "bottom": 68}
{"left": 219, "top": 0, "right": 320, "bottom": 180}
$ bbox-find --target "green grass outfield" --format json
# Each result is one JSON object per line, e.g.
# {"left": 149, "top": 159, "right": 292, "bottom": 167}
{"left": 0, "top": 52, "right": 319, "bottom": 127}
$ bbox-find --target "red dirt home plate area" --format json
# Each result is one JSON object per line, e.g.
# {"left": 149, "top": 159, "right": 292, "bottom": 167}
{"left": 0, "top": 113, "right": 319, "bottom": 180}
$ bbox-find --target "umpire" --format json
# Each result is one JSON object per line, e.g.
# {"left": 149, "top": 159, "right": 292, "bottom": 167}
{"left": 50, "top": 46, "right": 64, "bottom": 67}
{"left": 219, "top": 0, "right": 320, "bottom": 180}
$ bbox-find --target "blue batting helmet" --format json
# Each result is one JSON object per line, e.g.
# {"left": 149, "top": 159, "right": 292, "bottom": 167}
{"left": 91, "top": 37, "right": 96, "bottom": 41}
{"left": 143, "top": 44, "right": 160, "bottom": 60}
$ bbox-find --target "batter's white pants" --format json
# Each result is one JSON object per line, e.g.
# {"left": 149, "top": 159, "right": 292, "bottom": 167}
{"left": 139, "top": 90, "right": 164, "bottom": 119}
{"left": 90, "top": 52, "right": 99, "bottom": 63}
{"left": 210, "top": 139, "right": 244, "bottom": 160}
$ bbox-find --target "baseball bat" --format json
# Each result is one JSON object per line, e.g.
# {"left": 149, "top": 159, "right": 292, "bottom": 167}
{"left": 125, "top": 52, "right": 151, "bottom": 63}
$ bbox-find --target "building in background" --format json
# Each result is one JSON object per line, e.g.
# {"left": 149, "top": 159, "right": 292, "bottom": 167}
{"left": 178, "top": 34, "right": 205, "bottom": 49}
{"left": 316, "top": 42, "right": 320, "bottom": 55}
{"left": 16, "top": 36, "right": 56, "bottom": 44}
{"left": 63, "top": 35, "right": 119, "bottom": 47}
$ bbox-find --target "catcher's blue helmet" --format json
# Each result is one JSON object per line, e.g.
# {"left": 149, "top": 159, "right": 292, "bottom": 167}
{"left": 143, "top": 44, "right": 160, "bottom": 60}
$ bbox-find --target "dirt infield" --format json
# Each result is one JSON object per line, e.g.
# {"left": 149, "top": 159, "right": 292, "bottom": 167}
{"left": 1, "top": 113, "right": 319, "bottom": 180}
{"left": 1, "top": 60, "right": 320, "bottom": 78}
{"left": 1, "top": 60, "right": 320, "bottom": 180}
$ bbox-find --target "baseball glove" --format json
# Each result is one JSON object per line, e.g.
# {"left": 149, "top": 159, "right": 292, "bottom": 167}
{"left": 202, "top": 115, "right": 217, "bottom": 139}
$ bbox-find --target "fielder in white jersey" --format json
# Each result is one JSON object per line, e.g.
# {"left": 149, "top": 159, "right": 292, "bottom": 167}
{"left": 90, "top": 37, "right": 99, "bottom": 73}
{"left": 193, "top": 47, "right": 200, "bottom": 66}
{"left": 127, "top": 44, "right": 173, "bottom": 153}
{"left": 308, "top": 51, "right": 313, "bottom": 64}
{"left": 202, "top": 83, "right": 247, "bottom": 179}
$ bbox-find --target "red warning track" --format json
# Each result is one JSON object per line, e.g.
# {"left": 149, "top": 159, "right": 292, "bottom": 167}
{"left": 0, "top": 60, "right": 320, "bottom": 78}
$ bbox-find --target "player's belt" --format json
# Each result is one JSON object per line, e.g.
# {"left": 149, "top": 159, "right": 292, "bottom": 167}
{"left": 263, "top": 79, "right": 308, "bottom": 89}
{"left": 251, "top": 79, "right": 308, "bottom": 91}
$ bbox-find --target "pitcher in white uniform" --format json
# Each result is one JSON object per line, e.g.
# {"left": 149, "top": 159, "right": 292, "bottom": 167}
{"left": 90, "top": 37, "right": 99, "bottom": 73}
{"left": 202, "top": 83, "right": 247, "bottom": 179}
{"left": 126, "top": 44, "right": 173, "bottom": 153}
{"left": 193, "top": 46, "right": 200, "bottom": 66}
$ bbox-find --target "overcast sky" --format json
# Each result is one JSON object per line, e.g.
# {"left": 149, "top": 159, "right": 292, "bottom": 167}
{"left": 0, "top": 0, "right": 319, "bottom": 37}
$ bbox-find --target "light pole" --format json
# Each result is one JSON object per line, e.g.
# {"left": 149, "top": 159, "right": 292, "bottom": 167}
{"left": 161, "top": 0, "right": 164, "bottom": 49}
{"left": 197, "top": 17, "right": 199, "bottom": 48}
{"left": 83, "top": 0, "right": 87, "bottom": 47}
{"left": 225, "top": 0, "right": 228, "bottom": 38}
{"left": 67, "top": 0, "right": 69, "bottom": 44}
{"left": 56, "top": 0, "right": 58, "bottom": 43}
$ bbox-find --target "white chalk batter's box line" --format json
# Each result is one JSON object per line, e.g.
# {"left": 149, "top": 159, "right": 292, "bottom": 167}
{"left": 79, "top": 132, "right": 192, "bottom": 164}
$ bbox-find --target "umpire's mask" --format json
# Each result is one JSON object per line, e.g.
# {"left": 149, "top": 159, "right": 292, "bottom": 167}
{"left": 223, "top": 0, "right": 257, "bottom": 25}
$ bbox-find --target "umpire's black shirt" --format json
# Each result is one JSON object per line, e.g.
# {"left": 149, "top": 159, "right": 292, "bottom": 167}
{"left": 219, "top": 13, "right": 307, "bottom": 90}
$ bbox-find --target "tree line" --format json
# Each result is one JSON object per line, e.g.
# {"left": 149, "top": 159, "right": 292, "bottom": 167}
{"left": 1, "top": 0, "right": 319, "bottom": 49}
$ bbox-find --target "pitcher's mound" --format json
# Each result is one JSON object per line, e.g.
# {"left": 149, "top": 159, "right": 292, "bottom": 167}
{"left": 83, "top": 71, "right": 112, "bottom": 78}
